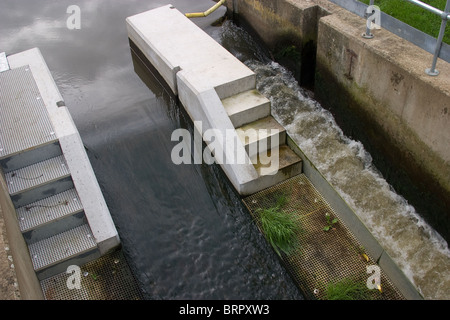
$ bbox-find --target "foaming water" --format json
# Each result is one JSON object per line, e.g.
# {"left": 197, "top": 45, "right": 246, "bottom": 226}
{"left": 0, "top": 1, "right": 304, "bottom": 300}
{"left": 220, "top": 21, "right": 450, "bottom": 300}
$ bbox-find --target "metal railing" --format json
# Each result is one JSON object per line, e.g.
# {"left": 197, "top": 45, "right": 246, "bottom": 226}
{"left": 407, "top": 0, "right": 449, "bottom": 75}
{"left": 330, "top": 0, "right": 449, "bottom": 76}
{"left": 364, "top": 0, "right": 449, "bottom": 76}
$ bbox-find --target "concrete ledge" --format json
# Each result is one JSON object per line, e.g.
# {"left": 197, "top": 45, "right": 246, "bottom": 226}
{"left": 126, "top": 4, "right": 255, "bottom": 99}
{"left": 7, "top": 48, "right": 120, "bottom": 255}
{"left": 316, "top": 11, "right": 450, "bottom": 164}
{"left": 314, "top": 9, "right": 450, "bottom": 238}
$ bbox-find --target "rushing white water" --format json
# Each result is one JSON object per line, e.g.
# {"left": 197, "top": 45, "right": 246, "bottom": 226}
{"left": 249, "top": 60, "right": 450, "bottom": 300}
{"left": 220, "top": 21, "right": 450, "bottom": 300}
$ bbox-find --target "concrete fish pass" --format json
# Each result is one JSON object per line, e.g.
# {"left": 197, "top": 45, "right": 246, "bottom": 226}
{"left": 127, "top": 4, "right": 303, "bottom": 196}
{"left": 127, "top": 4, "right": 423, "bottom": 300}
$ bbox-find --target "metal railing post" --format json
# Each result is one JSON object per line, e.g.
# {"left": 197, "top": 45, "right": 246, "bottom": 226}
{"left": 425, "top": 0, "right": 450, "bottom": 76}
{"left": 362, "top": 0, "right": 375, "bottom": 39}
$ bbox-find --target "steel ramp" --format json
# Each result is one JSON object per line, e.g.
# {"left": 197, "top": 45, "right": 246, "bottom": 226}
{"left": 0, "top": 48, "right": 120, "bottom": 287}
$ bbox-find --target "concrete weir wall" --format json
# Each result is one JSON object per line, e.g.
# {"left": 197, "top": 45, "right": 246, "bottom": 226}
{"left": 127, "top": 5, "right": 263, "bottom": 196}
{"left": 227, "top": 0, "right": 450, "bottom": 237}
{"left": 228, "top": 0, "right": 327, "bottom": 87}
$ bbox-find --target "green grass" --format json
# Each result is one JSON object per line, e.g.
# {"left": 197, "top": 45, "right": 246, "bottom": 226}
{"left": 257, "top": 195, "right": 301, "bottom": 257}
{"left": 323, "top": 278, "right": 372, "bottom": 300}
{"left": 361, "top": 0, "right": 450, "bottom": 44}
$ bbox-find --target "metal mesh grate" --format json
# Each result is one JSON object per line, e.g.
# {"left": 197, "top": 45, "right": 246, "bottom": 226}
{"left": 5, "top": 155, "right": 70, "bottom": 195}
{"left": 243, "top": 174, "right": 405, "bottom": 300}
{"left": 17, "top": 188, "right": 83, "bottom": 232}
{"left": 0, "top": 65, "right": 57, "bottom": 159}
{"left": 40, "top": 249, "right": 143, "bottom": 300}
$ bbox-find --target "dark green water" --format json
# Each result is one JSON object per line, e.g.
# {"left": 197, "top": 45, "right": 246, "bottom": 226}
{"left": 0, "top": 0, "right": 303, "bottom": 299}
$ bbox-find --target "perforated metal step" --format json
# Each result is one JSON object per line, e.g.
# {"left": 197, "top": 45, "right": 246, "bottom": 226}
{"left": 40, "top": 249, "right": 143, "bottom": 300}
{"left": 28, "top": 224, "right": 97, "bottom": 273}
{"left": 5, "top": 155, "right": 71, "bottom": 197}
{"left": 17, "top": 188, "right": 83, "bottom": 232}
{"left": 243, "top": 174, "right": 405, "bottom": 300}
{"left": 0, "top": 65, "right": 58, "bottom": 160}
{"left": 17, "top": 188, "right": 85, "bottom": 244}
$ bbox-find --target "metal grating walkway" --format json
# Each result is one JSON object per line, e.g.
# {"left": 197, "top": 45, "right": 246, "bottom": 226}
{"left": 243, "top": 174, "right": 405, "bottom": 300}
{"left": 40, "top": 249, "right": 143, "bottom": 300}
{"left": 0, "top": 65, "right": 57, "bottom": 159}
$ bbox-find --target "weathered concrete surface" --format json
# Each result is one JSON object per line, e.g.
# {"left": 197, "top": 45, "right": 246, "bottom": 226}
{"left": 227, "top": 0, "right": 330, "bottom": 87}
{"left": 227, "top": 0, "right": 450, "bottom": 239}
{"left": 0, "top": 172, "right": 43, "bottom": 300}
{"left": 0, "top": 207, "right": 21, "bottom": 300}
{"left": 315, "top": 12, "right": 450, "bottom": 237}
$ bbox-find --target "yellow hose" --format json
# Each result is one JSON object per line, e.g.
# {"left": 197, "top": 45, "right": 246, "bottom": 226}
{"left": 185, "top": 0, "right": 226, "bottom": 18}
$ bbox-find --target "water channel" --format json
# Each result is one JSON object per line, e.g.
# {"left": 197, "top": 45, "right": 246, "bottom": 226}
{"left": 0, "top": 0, "right": 304, "bottom": 300}
{"left": 1, "top": 0, "right": 449, "bottom": 300}
{"left": 220, "top": 22, "right": 450, "bottom": 299}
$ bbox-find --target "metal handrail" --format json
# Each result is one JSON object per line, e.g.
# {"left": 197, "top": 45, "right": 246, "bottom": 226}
{"left": 407, "top": 0, "right": 449, "bottom": 75}
{"left": 407, "top": 0, "right": 450, "bottom": 19}
{"left": 363, "top": 0, "right": 449, "bottom": 76}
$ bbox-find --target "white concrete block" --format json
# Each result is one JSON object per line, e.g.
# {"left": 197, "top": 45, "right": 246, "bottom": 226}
{"left": 126, "top": 5, "right": 255, "bottom": 99}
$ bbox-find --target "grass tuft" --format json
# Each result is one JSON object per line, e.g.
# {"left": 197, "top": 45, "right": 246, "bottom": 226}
{"left": 257, "top": 196, "right": 301, "bottom": 257}
{"left": 323, "top": 278, "right": 371, "bottom": 300}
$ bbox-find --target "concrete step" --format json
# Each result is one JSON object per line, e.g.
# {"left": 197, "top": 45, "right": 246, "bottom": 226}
{"left": 28, "top": 224, "right": 100, "bottom": 280}
{"left": 252, "top": 144, "right": 303, "bottom": 176}
{"left": 4, "top": 155, "right": 73, "bottom": 208}
{"left": 17, "top": 188, "right": 86, "bottom": 245}
{"left": 249, "top": 144, "right": 303, "bottom": 191}
{"left": 236, "top": 116, "right": 287, "bottom": 159}
{"left": 222, "top": 89, "right": 271, "bottom": 128}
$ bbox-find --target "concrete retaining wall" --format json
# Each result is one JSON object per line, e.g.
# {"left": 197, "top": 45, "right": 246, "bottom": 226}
{"left": 227, "top": 0, "right": 329, "bottom": 87}
{"left": 227, "top": 0, "right": 450, "bottom": 239}
{"left": 0, "top": 173, "right": 44, "bottom": 300}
